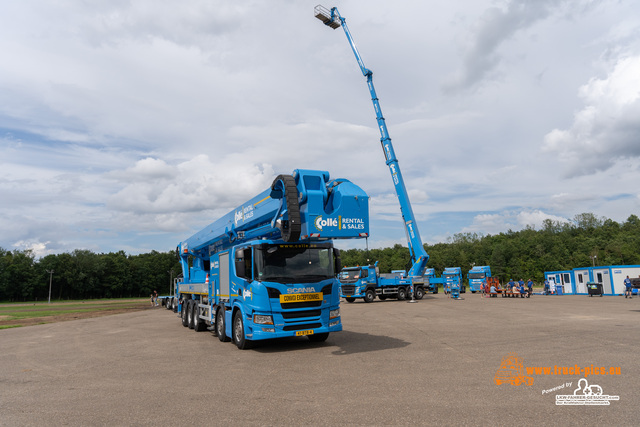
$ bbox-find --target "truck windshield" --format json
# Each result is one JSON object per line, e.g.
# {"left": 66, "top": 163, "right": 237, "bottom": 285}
{"left": 255, "top": 243, "right": 334, "bottom": 284}
{"left": 339, "top": 269, "right": 362, "bottom": 283}
{"left": 469, "top": 273, "right": 486, "bottom": 279}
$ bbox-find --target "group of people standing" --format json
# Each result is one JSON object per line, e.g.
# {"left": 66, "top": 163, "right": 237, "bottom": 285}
{"left": 482, "top": 278, "right": 533, "bottom": 298}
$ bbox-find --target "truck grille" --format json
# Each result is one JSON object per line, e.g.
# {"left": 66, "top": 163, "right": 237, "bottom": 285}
{"left": 341, "top": 285, "right": 355, "bottom": 295}
{"left": 281, "top": 309, "right": 321, "bottom": 319}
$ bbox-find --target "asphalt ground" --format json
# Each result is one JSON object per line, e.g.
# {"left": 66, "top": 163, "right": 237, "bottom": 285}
{"left": 1, "top": 293, "right": 638, "bottom": 426}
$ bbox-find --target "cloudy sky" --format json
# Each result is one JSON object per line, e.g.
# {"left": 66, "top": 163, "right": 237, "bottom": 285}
{"left": 1, "top": 0, "right": 639, "bottom": 257}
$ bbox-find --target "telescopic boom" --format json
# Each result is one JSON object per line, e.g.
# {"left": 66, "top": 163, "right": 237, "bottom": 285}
{"left": 315, "top": 5, "right": 429, "bottom": 277}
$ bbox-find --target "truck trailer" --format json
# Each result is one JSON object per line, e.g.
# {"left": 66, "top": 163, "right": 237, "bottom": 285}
{"left": 171, "top": 169, "right": 369, "bottom": 349}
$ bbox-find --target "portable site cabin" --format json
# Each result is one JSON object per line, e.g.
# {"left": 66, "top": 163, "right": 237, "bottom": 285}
{"left": 544, "top": 270, "right": 574, "bottom": 294}
{"left": 544, "top": 265, "right": 640, "bottom": 295}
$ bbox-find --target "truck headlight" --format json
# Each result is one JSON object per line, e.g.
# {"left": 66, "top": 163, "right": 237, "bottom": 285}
{"left": 330, "top": 308, "right": 340, "bottom": 319}
{"left": 253, "top": 314, "right": 273, "bottom": 325}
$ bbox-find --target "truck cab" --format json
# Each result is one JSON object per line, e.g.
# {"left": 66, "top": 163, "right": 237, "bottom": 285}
{"left": 339, "top": 264, "right": 378, "bottom": 303}
{"left": 467, "top": 265, "right": 492, "bottom": 293}
{"left": 209, "top": 241, "right": 342, "bottom": 346}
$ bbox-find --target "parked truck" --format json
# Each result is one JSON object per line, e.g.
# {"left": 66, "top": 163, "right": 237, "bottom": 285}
{"left": 423, "top": 268, "right": 441, "bottom": 294}
{"left": 171, "top": 169, "right": 369, "bottom": 349}
{"left": 467, "top": 265, "right": 492, "bottom": 293}
{"left": 339, "top": 263, "right": 429, "bottom": 302}
{"left": 316, "top": 5, "right": 430, "bottom": 301}
{"left": 442, "top": 267, "right": 463, "bottom": 294}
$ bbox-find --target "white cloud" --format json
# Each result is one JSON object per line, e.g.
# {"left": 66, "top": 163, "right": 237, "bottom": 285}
{"left": 462, "top": 209, "right": 570, "bottom": 235}
{"left": 107, "top": 155, "right": 275, "bottom": 214}
{"left": 1, "top": 0, "right": 640, "bottom": 255}
{"left": 543, "top": 53, "right": 640, "bottom": 175}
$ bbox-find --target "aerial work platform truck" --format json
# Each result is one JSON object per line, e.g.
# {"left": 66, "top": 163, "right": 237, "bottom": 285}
{"left": 316, "top": 5, "right": 430, "bottom": 301}
{"left": 172, "top": 169, "right": 369, "bottom": 348}
{"left": 442, "top": 267, "right": 463, "bottom": 294}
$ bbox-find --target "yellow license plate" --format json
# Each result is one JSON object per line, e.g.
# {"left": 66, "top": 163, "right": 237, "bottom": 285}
{"left": 279, "top": 292, "right": 322, "bottom": 303}
{"left": 296, "top": 330, "right": 314, "bottom": 336}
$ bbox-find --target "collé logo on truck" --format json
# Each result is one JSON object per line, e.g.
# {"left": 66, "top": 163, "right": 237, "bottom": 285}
{"left": 313, "top": 216, "right": 365, "bottom": 232}
{"left": 234, "top": 205, "right": 255, "bottom": 226}
{"left": 314, "top": 216, "right": 338, "bottom": 231}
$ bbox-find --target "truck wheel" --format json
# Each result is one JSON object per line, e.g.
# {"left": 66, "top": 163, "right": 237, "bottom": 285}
{"left": 187, "top": 300, "right": 195, "bottom": 329}
{"left": 308, "top": 333, "right": 329, "bottom": 343}
{"left": 397, "top": 287, "right": 406, "bottom": 301}
{"left": 364, "top": 289, "right": 375, "bottom": 303}
{"left": 432, "top": 286, "right": 438, "bottom": 294}
{"left": 216, "top": 308, "right": 229, "bottom": 342}
{"left": 181, "top": 300, "right": 189, "bottom": 327}
{"left": 233, "top": 311, "right": 252, "bottom": 349}
{"left": 415, "top": 287, "right": 424, "bottom": 300}
{"left": 345, "top": 297, "right": 356, "bottom": 303}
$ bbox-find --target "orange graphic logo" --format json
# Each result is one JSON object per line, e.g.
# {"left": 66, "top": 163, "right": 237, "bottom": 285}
{"left": 494, "top": 353, "right": 534, "bottom": 386}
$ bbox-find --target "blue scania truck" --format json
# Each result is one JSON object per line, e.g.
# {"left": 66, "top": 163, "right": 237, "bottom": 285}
{"left": 170, "top": 169, "right": 369, "bottom": 349}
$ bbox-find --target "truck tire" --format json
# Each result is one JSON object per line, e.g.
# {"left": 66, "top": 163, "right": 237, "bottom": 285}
{"left": 364, "top": 289, "right": 375, "bottom": 303}
{"left": 414, "top": 287, "right": 424, "bottom": 300}
{"left": 345, "top": 297, "right": 356, "bottom": 303}
{"left": 308, "top": 333, "right": 329, "bottom": 343}
{"left": 233, "top": 311, "right": 252, "bottom": 350}
{"left": 432, "top": 286, "right": 438, "bottom": 294}
{"left": 181, "top": 300, "right": 189, "bottom": 327}
{"left": 397, "top": 287, "right": 406, "bottom": 301}
{"left": 271, "top": 175, "right": 301, "bottom": 242}
{"left": 216, "top": 308, "right": 230, "bottom": 342}
{"left": 188, "top": 300, "right": 196, "bottom": 329}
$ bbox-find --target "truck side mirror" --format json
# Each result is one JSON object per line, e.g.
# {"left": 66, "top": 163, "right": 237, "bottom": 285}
{"left": 333, "top": 248, "right": 341, "bottom": 275}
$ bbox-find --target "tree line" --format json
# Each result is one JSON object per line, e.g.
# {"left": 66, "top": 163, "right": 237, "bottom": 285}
{"left": 0, "top": 249, "right": 181, "bottom": 302}
{"left": 340, "top": 213, "right": 640, "bottom": 284}
{"left": 2, "top": 212, "right": 638, "bottom": 301}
